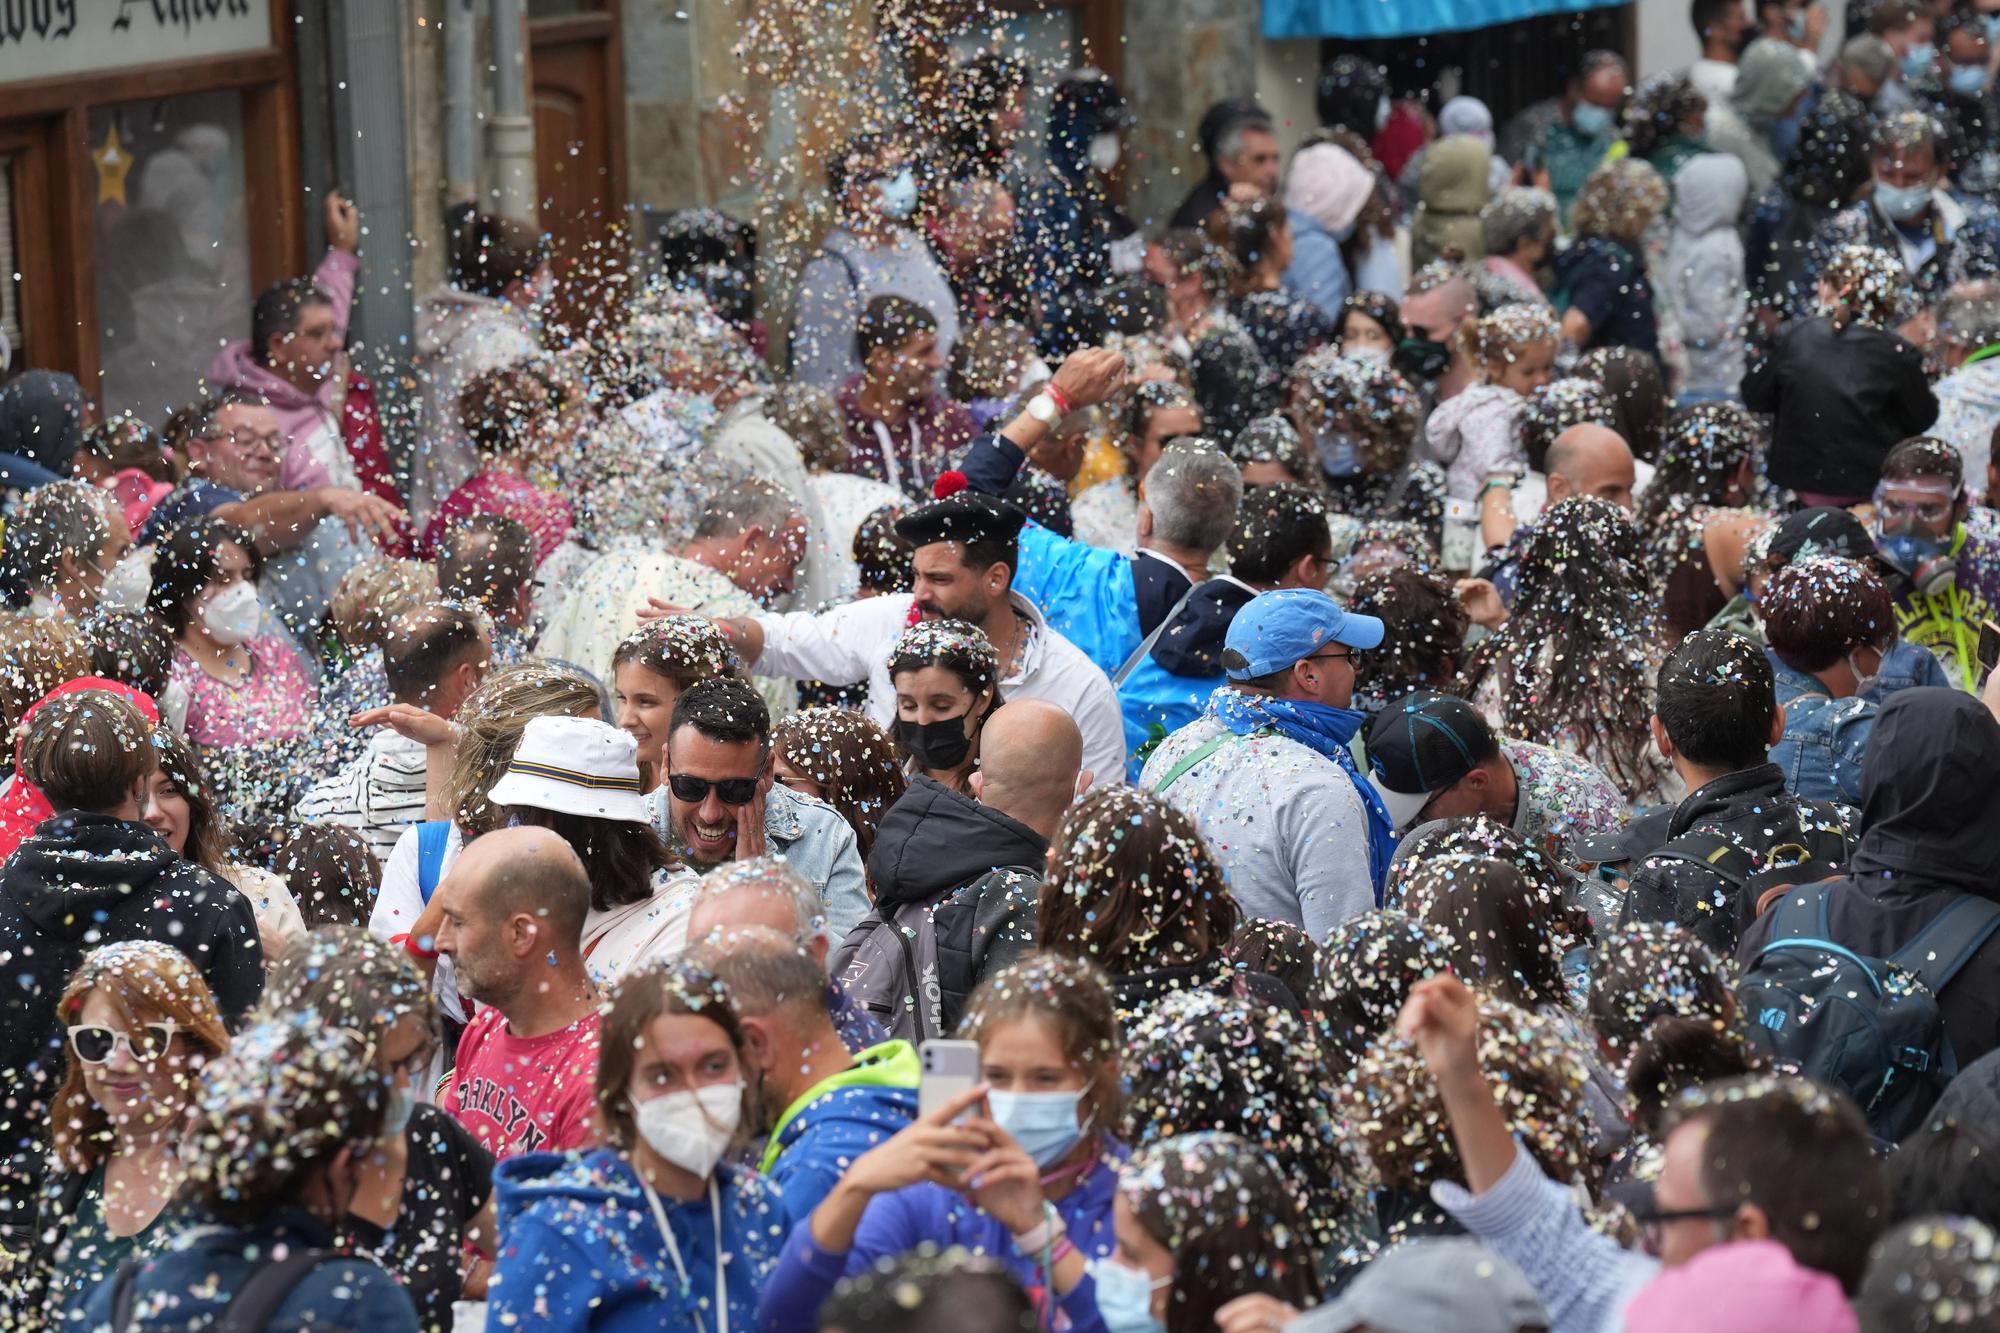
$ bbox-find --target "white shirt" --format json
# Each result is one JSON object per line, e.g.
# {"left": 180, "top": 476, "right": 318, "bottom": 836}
{"left": 754, "top": 590, "right": 1129, "bottom": 784}
{"left": 580, "top": 868, "right": 702, "bottom": 984}
{"left": 295, "top": 729, "right": 429, "bottom": 865}
{"left": 1689, "top": 57, "right": 1738, "bottom": 107}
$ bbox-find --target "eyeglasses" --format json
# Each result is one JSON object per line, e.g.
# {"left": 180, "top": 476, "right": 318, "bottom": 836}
{"left": 668, "top": 773, "right": 760, "bottom": 806}
{"left": 68, "top": 1020, "right": 180, "bottom": 1066}
{"left": 199, "top": 428, "right": 281, "bottom": 455}
{"left": 1303, "top": 648, "right": 1359, "bottom": 665}
{"left": 1634, "top": 1203, "right": 1737, "bottom": 1255}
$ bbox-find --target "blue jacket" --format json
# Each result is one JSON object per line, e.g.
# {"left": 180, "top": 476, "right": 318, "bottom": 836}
{"left": 81, "top": 1208, "right": 415, "bottom": 1332}
{"left": 755, "top": 1146, "right": 1124, "bottom": 1333}
{"left": 958, "top": 429, "right": 1249, "bottom": 778}
{"left": 1283, "top": 208, "right": 1351, "bottom": 321}
{"left": 491, "top": 1151, "right": 789, "bottom": 1333}
{"left": 759, "top": 1041, "right": 919, "bottom": 1219}
{"left": 1768, "top": 650, "right": 1874, "bottom": 807}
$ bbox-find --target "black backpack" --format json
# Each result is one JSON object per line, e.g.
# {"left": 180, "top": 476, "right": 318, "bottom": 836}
{"left": 110, "top": 1246, "right": 337, "bottom": 1332}
{"left": 832, "top": 867, "right": 1039, "bottom": 1043}
{"left": 1737, "top": 882, "right": 2000, "bottom": 1141}
{"left": 1647, "top": 818, "right": 1852, "bottom": 929}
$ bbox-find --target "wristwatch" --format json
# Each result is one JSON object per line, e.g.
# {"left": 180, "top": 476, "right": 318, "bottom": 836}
{"left": 1025, "top": 391, "right": 1063, "bottom": 426}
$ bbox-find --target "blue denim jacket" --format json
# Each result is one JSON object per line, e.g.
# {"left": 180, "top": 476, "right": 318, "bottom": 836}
{"left": 1768, "top": 650, "right": 1875, "bottom": 807}
{"left": 1868, "top": 637, "right": 1955, "bottom": 697}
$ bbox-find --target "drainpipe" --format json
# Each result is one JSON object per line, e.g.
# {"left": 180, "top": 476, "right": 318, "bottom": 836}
{"left": 489, "top": 0, "right": 537, "bottom": 222}
{"left": 443, "top": 0, "right": 477, "bottom": 206}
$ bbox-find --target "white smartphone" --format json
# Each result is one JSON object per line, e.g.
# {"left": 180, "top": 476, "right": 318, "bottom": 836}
{"left": 918, "top": 1039, "right": 982, "bottom": 1119}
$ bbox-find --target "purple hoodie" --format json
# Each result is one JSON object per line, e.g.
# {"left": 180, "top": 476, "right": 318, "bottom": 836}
{"left": 205, "top": 248, "right": 358, "bottom": 492}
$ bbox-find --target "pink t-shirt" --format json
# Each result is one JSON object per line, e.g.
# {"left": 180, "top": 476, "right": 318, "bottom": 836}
{"left": 446, "top": 1006, "right": 601, "bottom": 1160}
{"left": 419, "top": 470, "right": 572, "bottom": 566}
{"left": 172, "top": 635, "right": 314, "bottom": 748}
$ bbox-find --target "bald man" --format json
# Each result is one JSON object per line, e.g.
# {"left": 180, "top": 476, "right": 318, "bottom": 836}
{"left": 843, "top": 701, "right": 1060, "bottom": 1036}
{"left": 968, "top": 698, "right": 1087, "bottom": 839}
{"left": 1545, "top": 423, "right": 1637, "bottom": 512}
{"left": 435, "top": 826, "right": 604, "bottom": 1158}
{"left": 1470, "top": 423, "right": 1640, "bottom": 627}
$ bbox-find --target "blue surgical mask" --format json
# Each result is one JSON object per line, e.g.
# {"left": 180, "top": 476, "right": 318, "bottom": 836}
{"left": 1875, "top": 179, "right": 1933, "bottom": 222}
{"left": 1571, "top": 102, "right": 1615, "bottom": 137}
{"left": 1787, "top": 8, "right": 1808, "bottom": 41}
{"left": 873, "top": 169, "right": 919, "bottom": 221}
{"left": 1317, "top": 431, "right": 1365, "bottom": 478}
{"left": 1951, "top": 63, "right": 1991, "bottom": 96}
{"left": 382, "top": 1081, "right": 415, "bottom": 1137}
{"left": 1902, "top": 42, "right": 1937, "bottom": 80}
{"left": 986, "top": 1088, "right": 1088, "bottom": 1168}
{"left": 1089, "top": 1258, "right": 1169, "bottom": 1333}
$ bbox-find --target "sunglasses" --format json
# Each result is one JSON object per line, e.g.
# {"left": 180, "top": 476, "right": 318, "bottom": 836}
{"left": 668, "top": 774, "right": 760, "bottom": 806}
{"left": 68, "top": 1020, "right": 180, "bottom": 1066}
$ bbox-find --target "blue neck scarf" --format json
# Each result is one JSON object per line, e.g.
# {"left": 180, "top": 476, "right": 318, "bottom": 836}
{"left": 1209, "top": 689, "right": 1396, "bottom": 896}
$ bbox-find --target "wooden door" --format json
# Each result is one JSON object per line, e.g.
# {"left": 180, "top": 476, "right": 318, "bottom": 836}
{"left": 530, "top": 4, "right": 626, "bottom": 341}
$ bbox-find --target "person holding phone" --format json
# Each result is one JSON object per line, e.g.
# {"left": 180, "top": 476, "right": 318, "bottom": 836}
{"left": 755, "top": 954, "right": 1126, "bottom": 1333}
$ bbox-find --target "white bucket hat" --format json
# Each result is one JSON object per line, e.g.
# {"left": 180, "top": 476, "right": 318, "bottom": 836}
{"left": 487, "top": 715, "right": 648, "bottom": 824}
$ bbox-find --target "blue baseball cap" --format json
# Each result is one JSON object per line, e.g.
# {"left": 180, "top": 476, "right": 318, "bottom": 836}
{"left": 1222, "top": 588, "right": 1384, "bottom": 682}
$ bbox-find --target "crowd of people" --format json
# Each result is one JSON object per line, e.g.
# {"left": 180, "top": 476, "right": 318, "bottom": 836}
{"left": 6, "top": 1, "right": 2000, "bottom": 1328}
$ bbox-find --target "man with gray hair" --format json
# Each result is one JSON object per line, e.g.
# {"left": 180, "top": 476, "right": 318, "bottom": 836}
{"left": 538, "top": 476, "right": 809, "bottom": 691}
{"left": 691, "top": 924, "right": 916, "bottom": 1216}
{"left": 1477, "top": 188, "right": 1558, "bottom": 310}
{"left": 684, "top": 856, "right": 889, "bottom": 1054}
{"left": 957, "top": 414, "right": 1261, "bottom": 776}
{"left": 1931, "top": 279, "right": 2000, "bottom": 499}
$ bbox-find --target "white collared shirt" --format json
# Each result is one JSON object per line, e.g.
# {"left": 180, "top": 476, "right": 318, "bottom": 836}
{"left": 754, "top": 590, "right": 1128, "bottom": 783}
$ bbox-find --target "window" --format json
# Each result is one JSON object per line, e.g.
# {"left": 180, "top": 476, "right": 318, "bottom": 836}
{"left": 88, "top": 90, "right": 253, "bottom": 421}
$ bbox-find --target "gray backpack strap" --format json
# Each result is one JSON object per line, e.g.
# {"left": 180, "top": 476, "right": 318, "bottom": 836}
{"left": 1890, "top": 895, "right": 2000, "bottom": 998}
{"left": 1112, "top": 582, "right": 1200, "bottom": 689}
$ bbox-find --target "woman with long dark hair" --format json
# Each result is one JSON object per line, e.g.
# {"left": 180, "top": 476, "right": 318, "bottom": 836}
{"left": 1632, "top": 402, "right": 1763, "bottom": 638}
{"left": 886, "top": 619, "right": 1002, "bottom": 795}
{"left": 1460, "top": 496, "right": 1672, "bottom": 805}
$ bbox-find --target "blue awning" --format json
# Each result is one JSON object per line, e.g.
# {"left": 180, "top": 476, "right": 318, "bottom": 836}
{"left": 1263, "top": 0, "right": 1624, "bottom": 41}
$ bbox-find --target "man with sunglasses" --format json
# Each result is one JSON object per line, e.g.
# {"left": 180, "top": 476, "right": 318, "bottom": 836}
{"left": 648, "top": 677, "right": 871, "bottom": 940}
{"left": 1869, "top": 436, "right": 2000, "bottom": 688}
{"left": 1139, "top": 588, "right": 1392, "bottom": 941}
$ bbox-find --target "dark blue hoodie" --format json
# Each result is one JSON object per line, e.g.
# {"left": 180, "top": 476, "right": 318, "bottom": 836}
{"left": 758, "top": 1039, "right": 920, "bottom": 1218}
{"left": 490, "top": 1151, "right": 789, "bottom": 1332}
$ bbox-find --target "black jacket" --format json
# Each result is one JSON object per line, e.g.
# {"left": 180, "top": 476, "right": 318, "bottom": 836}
{"left": 861, "top": 776, "right": 1044, "bottom": 1033}
{"left": 1738, "top": 689, "right": 2000, "bottom": 1065}
{"left": 1744, "top": 314, "right": 1937, "bottom": 498}
{"left": 1148, "top": 577, "right": 1256, "bottom": 679}
{"left": 0, "top": 812, "right": 263, "bottom": 1236}
{"left": 1622, "top": 763, "right": 1854, "bottom": 956}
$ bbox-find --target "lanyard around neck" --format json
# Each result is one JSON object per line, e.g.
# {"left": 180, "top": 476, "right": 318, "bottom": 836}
{"left": 641, "top": 1174, "right": 727, "bottom": 1333}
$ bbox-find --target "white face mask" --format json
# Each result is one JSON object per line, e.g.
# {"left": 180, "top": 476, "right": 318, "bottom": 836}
{"left": 97, "top": 551, "right": 152, "bottom": 613}
{"left": 634, "top": 1080, "right": 742, "bottom": 1179}
{"left": 1089, "top": 131, "right": 1122, "bottom": 173}
{"left": 198, "top": 579, "right": 262, "bottom": 647}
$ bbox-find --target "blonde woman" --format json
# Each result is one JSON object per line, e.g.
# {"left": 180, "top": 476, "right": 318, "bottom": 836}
{"left": 14, "top": 941, "right": 230, "bottom": 1326}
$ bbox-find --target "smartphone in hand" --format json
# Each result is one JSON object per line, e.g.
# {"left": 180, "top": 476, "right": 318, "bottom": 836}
{"left": 918, "top": 1039, "right": 981, "bottom": 1120}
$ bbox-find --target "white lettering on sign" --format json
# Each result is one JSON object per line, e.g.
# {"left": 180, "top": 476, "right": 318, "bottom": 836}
{"left": 0, "top": 0, "right": 270, "bottom": 85}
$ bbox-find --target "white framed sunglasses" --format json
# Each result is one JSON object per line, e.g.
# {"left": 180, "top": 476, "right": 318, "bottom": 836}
{"left": 67, "top": 1020, "right": 181, "bottom": 1066}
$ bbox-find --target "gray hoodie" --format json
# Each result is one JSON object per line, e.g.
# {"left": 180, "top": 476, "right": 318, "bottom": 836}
{"left": 1666, "top": 153, "right": 1750, "bottom": 397}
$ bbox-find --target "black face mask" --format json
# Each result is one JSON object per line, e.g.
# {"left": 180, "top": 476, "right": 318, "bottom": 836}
{"left": 1394, "top": 336, "right": 1451, "bottom": 382}
{"left": 894, "top": 714, "right": 973, "bottom": 770}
